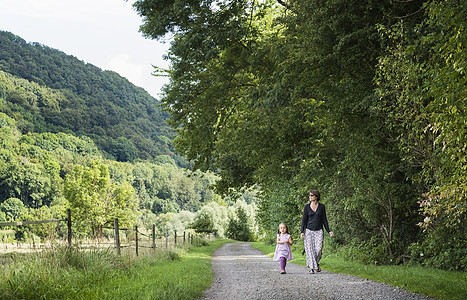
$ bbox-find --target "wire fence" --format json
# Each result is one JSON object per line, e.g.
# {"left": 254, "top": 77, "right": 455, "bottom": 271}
{"left": 0, "top": 209, "right": 215, "bottom": 256}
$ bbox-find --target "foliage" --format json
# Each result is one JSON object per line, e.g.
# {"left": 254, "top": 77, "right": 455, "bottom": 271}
{"left": 191, "top": 202, "right": 229, "bottom": 235}
{"left": 0, "top": 198, "right": 27, "bottom": 221}
{"left": 0, "top": 30, "right": 260, "bottom": 244}
{"left": 63, "top": 160, "right": 138, "bottom": 236}
{"left": 191, "top": 210, "right": 215, "bottom": 234}
{"left": 376, "top": 0, "right": 466, "bottom": 269}
{"left": 0, "top": 31, "right": 179, "bottom": 164}
{"left": 0, "top": 114, "right": 252, "bottom": 240}
{"left": 134, "top": 0, "right": 465, "bottom": 270}
{"left": 25, "top": 205, "right": 67, "bottom": 241}
{"left": 226, "top": 206, "right": 253, "bottom": 241}
{"left": 151, "top": 210, "right": 195, "bottom": 236}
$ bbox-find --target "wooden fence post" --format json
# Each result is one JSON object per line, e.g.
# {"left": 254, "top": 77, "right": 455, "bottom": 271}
{"left": 114, "top": 218, "right": 121, "bottom": 255}
{"left": 135, "top": 225, "right": 139, "bottom": 257}
{"left": 67, "top": 209, "right": 72, "bottom": 248}
{"left": 174, "top": 230, "right": 177, "bottom": 245}
{"left": 184, "top": 231, "right": 186, "bottom": 244}
{"left": 152, "top": 224, "right": 156, "bottom": 252}
{"left": 165, "top": 229, "right": 168, "bottom": 248}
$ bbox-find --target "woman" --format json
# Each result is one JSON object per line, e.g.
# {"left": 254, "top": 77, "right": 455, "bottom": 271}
{"left": 300, "top": 189, "right": 333, "bottom": 274}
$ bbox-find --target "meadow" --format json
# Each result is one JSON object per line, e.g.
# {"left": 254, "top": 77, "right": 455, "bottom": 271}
{"left": 1, "top": 239, "right": 465, "bottom": 300}
{"left": 0, "top": 239, "right": 232, "bottom": 300}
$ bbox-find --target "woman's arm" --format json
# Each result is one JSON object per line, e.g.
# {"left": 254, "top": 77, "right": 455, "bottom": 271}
{"left": 300, "top": 205, "right": 308, "bottom": 238}
{"left": 301, "top": 205, "right": 308, "bottom": 233}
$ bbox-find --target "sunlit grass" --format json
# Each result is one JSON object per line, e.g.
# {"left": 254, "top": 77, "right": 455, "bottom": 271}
{"left": 251, "top": 242, "right": 466, "bottom": 300}
{"left": 0, "top": 239, "right": 232, "bottom": 300}
{"left": 3, "top": 240, "right": 464, "bottom": 300}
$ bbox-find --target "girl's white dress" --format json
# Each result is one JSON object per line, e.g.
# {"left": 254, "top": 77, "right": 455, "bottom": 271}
{"left": 273, "top": 233, "right": 293, "bottom": 261}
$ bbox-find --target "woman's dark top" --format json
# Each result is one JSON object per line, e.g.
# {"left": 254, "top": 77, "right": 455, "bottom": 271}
{"left": 300, "top": 203, "right": 331, "bottom": 233}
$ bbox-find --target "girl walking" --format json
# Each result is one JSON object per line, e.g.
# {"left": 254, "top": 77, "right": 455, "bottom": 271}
{"left": 300, "top": 190, "right": 334, "bottom": 274}
{"left": 273, "top": 223, "right": 293, "bottom": 274}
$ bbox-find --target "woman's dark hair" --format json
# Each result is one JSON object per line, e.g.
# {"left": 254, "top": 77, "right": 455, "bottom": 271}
{"left": 278, "top": 223, "right": 289, "bottom": 234}
{"left": 309, "top": 189, "right": 320, "bottom": 201}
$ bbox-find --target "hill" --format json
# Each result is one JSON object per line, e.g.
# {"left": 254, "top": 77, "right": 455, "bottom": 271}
{"left": 0, "top": 30, "right": 182, "bottom": 164}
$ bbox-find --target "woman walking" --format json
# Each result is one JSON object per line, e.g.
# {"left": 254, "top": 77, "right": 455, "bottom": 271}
{"left": 300, "top": 190, "right": 333, "bottom": 274}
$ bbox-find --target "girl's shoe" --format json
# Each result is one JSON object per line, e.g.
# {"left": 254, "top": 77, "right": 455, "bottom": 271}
{"left": 280, "top": 269, "right": 286, "bottom": 274}
{"left": 309, "top": 269, "right": 315, "bottom": 274}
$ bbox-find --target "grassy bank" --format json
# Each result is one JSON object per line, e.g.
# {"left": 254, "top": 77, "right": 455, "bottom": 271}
{"left": 0, "top": 239, "right": 232, "bottom": 300}
{"left": 251, "top": 242, "right": 466, "bottom": 300}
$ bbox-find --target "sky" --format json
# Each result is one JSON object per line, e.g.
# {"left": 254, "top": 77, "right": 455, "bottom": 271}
{"left": 0, "top": 0, "right": 171, "bottom": 99}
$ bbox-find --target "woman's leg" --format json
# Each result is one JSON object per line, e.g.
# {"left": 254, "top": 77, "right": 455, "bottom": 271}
{"left": 314, "top": 230, "right": 324, "bottom": 271}
{"left": 305, "top": 229, "right": 323, "bottom": 270}
{"left": 304, "top": 229, "right": 316, "bottom": 269}
{"left": 314, "top": 229, "right": 324, "bottom": 264}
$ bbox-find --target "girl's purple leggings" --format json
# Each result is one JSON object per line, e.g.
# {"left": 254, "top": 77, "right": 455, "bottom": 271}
{"left": 280, "top": 257, "right": 287, "bottom": 270}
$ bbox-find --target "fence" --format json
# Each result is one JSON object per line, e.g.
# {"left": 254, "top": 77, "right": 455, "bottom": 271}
{"left": 0, "top": 209, "right": 210, "bottom": 256}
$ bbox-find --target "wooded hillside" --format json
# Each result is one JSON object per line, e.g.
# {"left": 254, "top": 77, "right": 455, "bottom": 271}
{"left": 0, "top": 30, "right": 260, "bottom": 243}
{"left": 0, "top": 31, "right": 178, "bottom": 164}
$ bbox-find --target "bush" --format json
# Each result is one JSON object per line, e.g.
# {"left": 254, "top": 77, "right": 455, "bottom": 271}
{"left": 225, "top": 207, "right": 253, "bottom": 241}
{"left": 408, "top": 234, "right": 466, "bottom": 271}
{"left": 338, "top": 237, "right": 392, "bottom": 265}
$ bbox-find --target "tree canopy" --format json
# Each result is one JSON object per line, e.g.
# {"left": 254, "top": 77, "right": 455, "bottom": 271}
{"left": 134, "top": 0, "right": 466, "bottom": 270}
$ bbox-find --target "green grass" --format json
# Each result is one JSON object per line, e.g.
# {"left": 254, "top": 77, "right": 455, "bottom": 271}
{"left": 2, "top": 240, "right": 464, "bottom": 299}
{"left": 0, "top": 239, "right": 233, "bottom": 300}
{"left": 251, "top": 242, "right": 466, "bottom": 300}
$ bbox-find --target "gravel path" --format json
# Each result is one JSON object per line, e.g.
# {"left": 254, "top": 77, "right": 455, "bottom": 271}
{"left": 199, "top": 242, "right": 433, "bottom": 300}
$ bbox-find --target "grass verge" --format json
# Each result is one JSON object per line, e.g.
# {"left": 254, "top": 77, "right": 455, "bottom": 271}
{"left": 251, "top": 242, "right": 466, "bottom": 300}
{"left": 0, "top": 239, "right": 232, "bottom": 300}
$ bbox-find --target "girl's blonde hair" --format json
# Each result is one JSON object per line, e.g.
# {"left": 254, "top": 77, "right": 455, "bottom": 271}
{"left": 277, "top": 223, "right": 289, "bottom": 234}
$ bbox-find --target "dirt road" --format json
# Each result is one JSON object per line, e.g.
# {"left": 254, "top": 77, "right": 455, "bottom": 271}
{"left": 199, "top": 242, "right": 432, "bottom": 300}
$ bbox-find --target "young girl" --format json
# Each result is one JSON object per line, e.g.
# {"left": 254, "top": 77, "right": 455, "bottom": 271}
{"left": 273, "top": 223, "right": 293, "bottom": 274}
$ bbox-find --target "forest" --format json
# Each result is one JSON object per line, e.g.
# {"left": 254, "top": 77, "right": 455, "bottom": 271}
{"left": 0, "top": 31, "right": 177, "bottom": 164}
{"left": 131, "top": 0, "right": 465, "bottom": 271}
{"left": 0, "top": 31, "right": 257, "bottom": 244}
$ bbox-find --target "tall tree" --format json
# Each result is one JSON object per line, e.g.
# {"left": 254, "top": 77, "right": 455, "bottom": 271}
{"left": 376, "top": 0, "right": 466, "bottom": 269}
{"left": 134, "top": 0, "right": 464, "bottom": 268}
{"left": 63, "top": 160, "right": 137, "bottom": 237}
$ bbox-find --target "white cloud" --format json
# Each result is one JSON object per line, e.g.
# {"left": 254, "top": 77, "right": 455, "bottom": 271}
{"left": 105, "top": 53, "right": 145, "bottom": 85}
{"left": 3, "top": 0, "right": 134, "bottom": 21}
{"left": 0, "top": 0, "right": 170, "bottom": 98}
{"left": 105, "top": 54, "right": 167, "bottom": 98}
